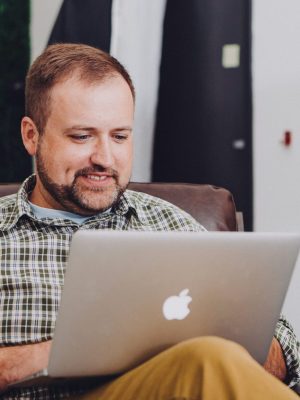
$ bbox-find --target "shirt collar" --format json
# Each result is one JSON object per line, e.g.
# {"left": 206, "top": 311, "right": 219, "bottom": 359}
{"left": 120, "top": 190, "right": 150, "bottom": 225}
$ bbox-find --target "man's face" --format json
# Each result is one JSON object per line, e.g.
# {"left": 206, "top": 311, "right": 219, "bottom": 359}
{"left": 31, "top": 75, "right": 134, "bottom": 215}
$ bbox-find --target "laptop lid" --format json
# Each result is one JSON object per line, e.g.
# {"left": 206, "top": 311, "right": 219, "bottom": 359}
{"left": 48, "top": 231, "right": 300, "bottom": 378}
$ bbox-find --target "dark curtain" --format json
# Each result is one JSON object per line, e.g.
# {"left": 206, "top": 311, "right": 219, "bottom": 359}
{"left": 152, "top": 0, "right": 252, "bottom": 230}
{"left": 48, "top": 0, "right": 112, "bottom": 52}
{"left": 0, "top": 0, "right": 31, "bottom": 182}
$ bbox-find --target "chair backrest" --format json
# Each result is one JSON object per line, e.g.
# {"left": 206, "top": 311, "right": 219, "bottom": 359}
{"left": 128, "top": 182, "right": 240, "bottom": 231}
{"left": 0, "top": 182, "right": 241, "bottom": 231}
{"left": 0, "top": 183, "right": 20, "bottom": 197}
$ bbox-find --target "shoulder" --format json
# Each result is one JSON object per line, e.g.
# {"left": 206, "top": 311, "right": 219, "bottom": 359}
{"left": 0, "top": 193, "right": 18, "bottom": 213}
{"left": 124, "top": 190, "right": 205, "bottom": 232}
{"left": 0, "top": 194, "right": 19, "bottom": 230}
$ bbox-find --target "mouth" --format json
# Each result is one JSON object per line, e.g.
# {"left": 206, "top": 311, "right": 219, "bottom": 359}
{"left": 86, "top": 174, "right": 111, "bottom": 181}
{"left": 78, "top": 173, "right": 115, "bottom": 187}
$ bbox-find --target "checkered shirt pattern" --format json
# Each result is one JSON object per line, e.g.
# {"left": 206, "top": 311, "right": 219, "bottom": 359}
{"left": 275, "top": 316, "right": 300, "bottom": 387}
{"left": 0, "top": 176, "right": 299, "bottom": 398}
{"left": 0, "top": 176, "right": 203, "bottom": 399}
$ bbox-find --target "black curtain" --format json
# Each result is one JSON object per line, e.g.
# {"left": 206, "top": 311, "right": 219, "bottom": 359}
{"left": 152, "top": 0, "right": 252, "bottom": 230}
{"left": 0, "top": 0, "right": 31, "bottom": 182}
{"left": 48, "top": 0, "right": 112, "bottom": 52}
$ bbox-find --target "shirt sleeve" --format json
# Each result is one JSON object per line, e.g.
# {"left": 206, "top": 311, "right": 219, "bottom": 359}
{"left": 274, "top": 314, "right": 300, "bottom": 387}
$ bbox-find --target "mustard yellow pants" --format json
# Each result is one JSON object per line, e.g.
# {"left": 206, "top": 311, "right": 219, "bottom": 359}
{"left": 76, "top": 337, "right": 298, "bottom": 400}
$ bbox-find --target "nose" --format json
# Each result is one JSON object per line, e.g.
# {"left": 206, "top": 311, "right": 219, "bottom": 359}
{"left": 90, "top": 137, "right": 113, "bottom": 168}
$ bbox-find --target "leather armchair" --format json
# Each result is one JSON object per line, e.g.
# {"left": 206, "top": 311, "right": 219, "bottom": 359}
{"left": 128, "top": 182, "right": 242, "bottom": 231}
{"left": 0, "top": 182, "right": 242, "bottom": 231}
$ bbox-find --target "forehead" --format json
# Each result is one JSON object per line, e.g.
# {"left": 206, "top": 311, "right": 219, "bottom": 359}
{"left": 50, "top": 74, "right": 133, "bottom": 105}
{"left": 47, "top": 75, "right": 135, "bottom": 127}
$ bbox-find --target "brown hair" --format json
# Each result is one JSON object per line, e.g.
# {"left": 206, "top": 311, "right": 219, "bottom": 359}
{"left": 25, "top": 43, "right": 135, "bottom": 133}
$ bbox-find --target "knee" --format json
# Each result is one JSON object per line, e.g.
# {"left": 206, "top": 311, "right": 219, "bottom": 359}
{"left": 172, "top": 336, "right": 247, "bottom": 368}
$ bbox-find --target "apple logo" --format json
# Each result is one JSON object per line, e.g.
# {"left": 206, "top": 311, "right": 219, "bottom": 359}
{"left": 162, "top": 289, "right": 192, "bottom": 320}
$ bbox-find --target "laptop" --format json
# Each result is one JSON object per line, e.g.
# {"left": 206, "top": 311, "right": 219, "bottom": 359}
{"left": 12, "top": 230, "right": 300, "bottom": 386}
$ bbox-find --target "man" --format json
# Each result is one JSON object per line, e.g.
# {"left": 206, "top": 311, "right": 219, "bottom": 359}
{"left": 0, "top": 43, "right": 299, "bottom": 399}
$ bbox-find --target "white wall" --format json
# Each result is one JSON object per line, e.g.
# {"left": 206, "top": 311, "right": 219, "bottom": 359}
{"left": 253, "top": 0, "right": 300, "bottom": 336}
{"left": 30, "top": 0, "right": 63, "bottom": 62}
{"left": 253, "top": 0, "right": 300, "bottom": 232}
{"left": 110, "top": 0, "right": 167, "bottom": 182}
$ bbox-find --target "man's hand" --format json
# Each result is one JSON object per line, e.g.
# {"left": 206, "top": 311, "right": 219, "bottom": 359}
{"left": 263, "top": 337, "right": 287, "bottom": 381}
{"left": 0, "top": 341, "right": 51, "bottom": 391}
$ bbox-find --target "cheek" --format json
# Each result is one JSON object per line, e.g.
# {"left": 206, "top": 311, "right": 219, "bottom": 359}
{"left": 42, "top": 146, "right": 88, "bottom": 180}
{"left": 116, "top": 146, "right": 133, "bottom": 171}
{"left": 58, "top": 143, "right": 91, "bottom": 165}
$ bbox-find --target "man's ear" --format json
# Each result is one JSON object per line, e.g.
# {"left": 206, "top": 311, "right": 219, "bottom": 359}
{"left": 21, "top": 117, "right": 40, "bottom": 156}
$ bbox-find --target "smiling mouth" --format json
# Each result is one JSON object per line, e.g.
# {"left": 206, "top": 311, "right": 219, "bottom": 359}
{"left": 78, "top": 174, "right": 115, "bottom": 188}
{"left": 86, "top": 174, "right": 111, "bottom": 181}
{"left": 74, "top": 167, "right": 118, "bottom": 187}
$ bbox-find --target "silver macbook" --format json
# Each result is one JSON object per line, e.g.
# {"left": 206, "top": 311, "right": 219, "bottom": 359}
{"left": 49, "top": 230, "right": 300, "bottom": 376}
{"left": 13, "top": 231, "right": 300, "bottom": 385}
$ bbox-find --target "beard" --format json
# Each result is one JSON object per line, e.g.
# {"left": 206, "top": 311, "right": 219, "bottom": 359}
{"left": 35, "top": 150, "right": 128, "bottom": 216}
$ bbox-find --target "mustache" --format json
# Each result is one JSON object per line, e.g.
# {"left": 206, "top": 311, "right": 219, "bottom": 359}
{"left": 74, "top": 166, "right": 119, "bottom": 180}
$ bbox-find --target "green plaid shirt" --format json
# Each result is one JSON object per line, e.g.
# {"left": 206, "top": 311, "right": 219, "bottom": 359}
{"left": 0, "top": 175, "right": 203, "bottom": 399}
{"left": 0, "top": 176, "right": 299, "bottom": 399}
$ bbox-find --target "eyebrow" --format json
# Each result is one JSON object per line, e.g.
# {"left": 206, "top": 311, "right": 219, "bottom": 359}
{"left": 64, "top": 125, "right": 133, "bottom": 133}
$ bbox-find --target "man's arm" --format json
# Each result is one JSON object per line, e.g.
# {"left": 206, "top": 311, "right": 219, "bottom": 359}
{"left": 270, "top": 315, "right": 300, "bottom": 387}
{"left": 264, "top": 337, "right": 287, "bottom": 381}
{"left": 0, "top": 341, "right": 51, "bottom": 391}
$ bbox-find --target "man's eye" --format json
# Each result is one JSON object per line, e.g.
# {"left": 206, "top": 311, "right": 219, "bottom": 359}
{"left": 70, "top": 134, "right": 90, "bottom": 141}
{"left": 114, "top": 134, "right": 127, "bottom": 142}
